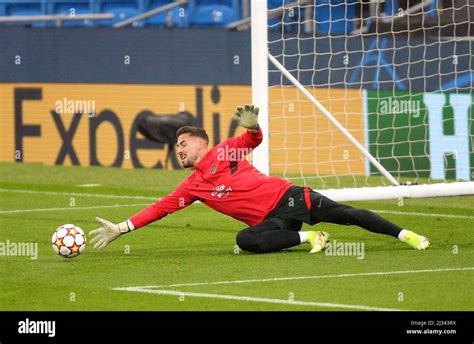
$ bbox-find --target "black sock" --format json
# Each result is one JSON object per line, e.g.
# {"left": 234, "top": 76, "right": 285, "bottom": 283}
{"left": 311, "top": 194, "right": 402, "bottom": 238}
{"left": 341, "top": 207, "right": 403, "bottom": 237}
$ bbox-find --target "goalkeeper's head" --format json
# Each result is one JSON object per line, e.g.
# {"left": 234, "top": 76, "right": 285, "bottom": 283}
{"left": 176, "top": 126, "right": 209, "bottom": 168}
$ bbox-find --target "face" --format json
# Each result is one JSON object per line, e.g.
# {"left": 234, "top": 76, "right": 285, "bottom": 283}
{"left": 176, "top": 133, "right": 206, "bottom": 168}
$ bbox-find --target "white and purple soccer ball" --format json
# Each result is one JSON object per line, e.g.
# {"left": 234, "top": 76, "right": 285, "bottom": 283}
{"left": 51, "top": 224, "right": 86, "bottom": 258}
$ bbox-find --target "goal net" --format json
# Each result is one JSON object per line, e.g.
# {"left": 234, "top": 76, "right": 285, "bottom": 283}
{"left": 251, "top": 0, "right": 474, "bottom": 200}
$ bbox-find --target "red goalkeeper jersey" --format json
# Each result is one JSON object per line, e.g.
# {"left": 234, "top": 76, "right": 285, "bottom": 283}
{"left": 129, "top": 127, "right": 293, "bottom": 229}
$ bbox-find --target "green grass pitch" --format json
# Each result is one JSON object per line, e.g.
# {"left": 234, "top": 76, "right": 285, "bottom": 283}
{"left": 0, "top": 162, "right": 473, "bottom": 311}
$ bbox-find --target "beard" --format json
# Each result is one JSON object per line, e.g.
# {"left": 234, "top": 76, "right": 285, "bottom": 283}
{"left": 180, "top": 153, "right": 198, "bottom": 168}
{"left": 181, "top": 161, "right": 193, "bottom": 168}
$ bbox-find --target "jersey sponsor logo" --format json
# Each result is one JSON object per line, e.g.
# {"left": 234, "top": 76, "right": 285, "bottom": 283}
{"left": 211, "top": 184, "right": 232, "bottom": 199}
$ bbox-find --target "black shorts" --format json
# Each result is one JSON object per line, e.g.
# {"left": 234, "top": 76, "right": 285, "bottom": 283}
{"left": 264, "top": 185, "right": 317, "bottom": 232}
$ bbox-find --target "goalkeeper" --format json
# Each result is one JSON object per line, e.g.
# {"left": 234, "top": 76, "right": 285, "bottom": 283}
{"left": 90, "top": 105, "right": 430, "bottom": 254}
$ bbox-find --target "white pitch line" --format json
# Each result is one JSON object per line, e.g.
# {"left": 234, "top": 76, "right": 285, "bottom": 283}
{"left": 372, "top": 209, "right": 474, "bottom": 220}
{"left": 1, "top": 189, "right": 473, "bottom": 219}
{"left": 0, "top": 203, "right": 150, "bottom": 214}
{"left": 77, "top": 184, "right": 102, "bottom": 188}
{"left": 113, "top": 287, "right": 404, "bottom": 312}
{"left": 120, "top": 267, "right": 474, "bottom": 290}
{"left": 0, "top": 188, "right": 158, "bottom": 200}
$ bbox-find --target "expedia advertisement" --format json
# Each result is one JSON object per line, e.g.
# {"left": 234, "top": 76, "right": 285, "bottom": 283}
{"left": 0, "top": 84, "right": 247, "bottom": 169}
{"left": 0, "top": 83, "right": 366, "bottom": 175}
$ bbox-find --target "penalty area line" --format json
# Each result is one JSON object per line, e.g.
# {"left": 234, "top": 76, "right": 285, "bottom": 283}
{"left": 112, "top": 287, "right": 405, "bottom": 312}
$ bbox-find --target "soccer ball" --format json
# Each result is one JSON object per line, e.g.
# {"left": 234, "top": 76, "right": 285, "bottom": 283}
{"left": 51, "top": 224, "right": 86, "bottom": 258}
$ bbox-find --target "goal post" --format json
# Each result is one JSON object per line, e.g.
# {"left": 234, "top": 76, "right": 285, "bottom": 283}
{"left": 250, "top": 0, "right": 474, "bottom": 201}
{"left": 251, "top": 0, "right": 270, "bottom": 175}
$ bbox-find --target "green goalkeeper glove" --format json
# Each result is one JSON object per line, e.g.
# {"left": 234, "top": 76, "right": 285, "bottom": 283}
{"left": 232, "top": 104, "right": 259, "bottom": 131}
{"left": 89, "top": 217, "right": 133, "bottom": 249}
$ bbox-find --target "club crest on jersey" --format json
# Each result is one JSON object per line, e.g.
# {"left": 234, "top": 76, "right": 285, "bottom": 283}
{"left": 210, "top": 165, "right": 217, "bottom": 174}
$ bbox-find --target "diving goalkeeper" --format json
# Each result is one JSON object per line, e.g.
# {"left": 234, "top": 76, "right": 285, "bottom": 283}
{"left": 90, "top": 105, "right": 430, "bottom": 253}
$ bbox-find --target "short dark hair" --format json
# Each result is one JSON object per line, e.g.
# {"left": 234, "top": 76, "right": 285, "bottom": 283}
{"left": 176, "top": 126, "right": 209, "bottom": 144}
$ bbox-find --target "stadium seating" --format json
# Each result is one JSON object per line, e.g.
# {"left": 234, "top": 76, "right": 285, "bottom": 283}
{"left": 189, "top": 4, "right": 235, "bottom": 27}
{"left": 188, "top": 0, "right": 239, "bottom": 27}
{"left": 49, "top": 0, "right": 93, "bottom": 26}
{"left": 268, "top": 0, "right": 358, "bottom": 34}
{"left": 95, "top": 0, "right": 142, "bottom": 26}
{"left": 145, "top": 0, "right": 189, "bottom": 27}
{"left": 383, "top": 0, "right": 399, "bottom": 16}
{"left": 0, "top": 0, "right": 48, "bottom": 27}
{"left": 316, "top": 0, "right": 357, "bottom": 34}
{"left": 267, "top": 0, "right": 300, "bottom": 32}
{"left": 0, "top": 0, "right": 359, "bottom": 33}
{"left": 3, "top": 0, "right": 45, "bottom": 16}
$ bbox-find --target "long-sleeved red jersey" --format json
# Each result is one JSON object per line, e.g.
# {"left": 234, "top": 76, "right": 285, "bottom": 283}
{"left": 129, "top": 127, "right": 294, "bottom": 229}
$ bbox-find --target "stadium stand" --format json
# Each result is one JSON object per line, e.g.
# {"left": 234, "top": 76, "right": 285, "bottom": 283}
{"left": 1, "top": 0, "right": 468, "bottom": 36}
{"left": 95, "top": 0, "right": 142, "bottom": 26}
{"left": 188, "top": 0, "right": 240, "bottom": 27}
{"left": 49, "top": 0, "right": 94, "bottom": 26}
{"left": 2, "top": 0, "right": 46, "bottom": 17}
{"left": 0, "top": 0, "right": 247, "bottom": 28}
{"left": 145, "top": 0, "right": 187, "bottom": 27}
{"left": 0, "top": 0, "right": 48, "bottom": 26}
{"left": 0, "top": 0, "right": 365, "bottom": 32}
{"left": 316, "top": 0, "right": 356, "bottom": 34}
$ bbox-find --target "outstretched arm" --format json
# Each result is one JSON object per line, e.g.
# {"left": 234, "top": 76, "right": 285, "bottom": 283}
{"left": 89, "top": 182, "right": 194, "bottom": 249}
{"left": 129, "top": 186, "right": 194, "bottom": 229}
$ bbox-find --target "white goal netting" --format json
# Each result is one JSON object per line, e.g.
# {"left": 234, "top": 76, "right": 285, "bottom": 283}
{"left": 266, "top": 0, "right": 474, "bottom": 191}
